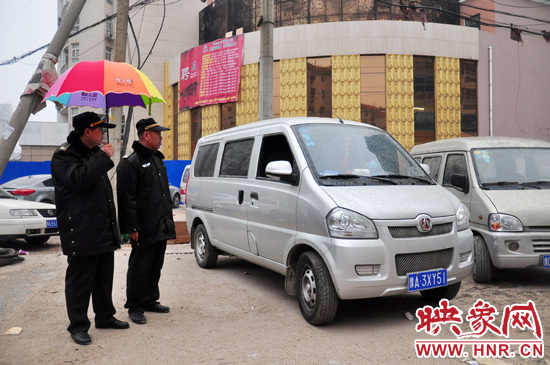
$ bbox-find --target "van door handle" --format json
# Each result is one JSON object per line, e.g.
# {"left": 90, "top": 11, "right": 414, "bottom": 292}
{"left": 238, "top": 190, "right": 244, "bottom": 205}
{"left": 250, "top": 192, "right": 259, "bottom": 201}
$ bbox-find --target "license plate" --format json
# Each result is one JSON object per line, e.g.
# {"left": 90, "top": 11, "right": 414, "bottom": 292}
{"left": 544, "top": 256, "right": 550, "bottom": 268}
{"left": 408, "top": 269, "right": 447, "bottom": 292}
{"left": 46, "top": 220, "right": 58, "bottom": 228}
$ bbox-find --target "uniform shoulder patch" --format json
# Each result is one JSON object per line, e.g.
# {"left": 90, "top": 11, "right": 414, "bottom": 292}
{"left": 58, "top": 143, "right": 71, "bottom": 152}
{"left": 123, "top": 151, "right": 135, "bottom": 159}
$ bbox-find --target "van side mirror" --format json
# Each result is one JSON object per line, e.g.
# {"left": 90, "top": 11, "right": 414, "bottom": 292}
{"left": 451, "top": 173, "right": 469, "bottom": 193}
{"left": 420, "top": 163, "right": 431, "bottom": 175}
{"left": 265, "top": 160, "right": 292, "bottom": 176}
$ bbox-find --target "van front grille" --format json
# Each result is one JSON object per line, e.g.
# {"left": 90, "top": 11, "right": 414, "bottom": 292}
{"left": 533, "top": 240, "right": 550, "bottom": 253}
{"left": 388, "top": 223, "right": 453, "bottom": 239}
{"left": 395, "top": 248, "right": 454, "bottom": 276}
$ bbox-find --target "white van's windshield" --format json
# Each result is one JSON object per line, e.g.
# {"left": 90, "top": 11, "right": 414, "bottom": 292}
{"left": 472, "top": 148, "right": 550, "bottom": 190}
{"left": 293, "top": 124, "right": 432, "bottom": 186}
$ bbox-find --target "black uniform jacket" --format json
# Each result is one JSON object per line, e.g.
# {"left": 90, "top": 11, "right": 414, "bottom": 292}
{"left": 51, "top": 132, "right": 121, "bottom": 256}
{"left": 116, "top": 141, "right": 176, "bottom": 245}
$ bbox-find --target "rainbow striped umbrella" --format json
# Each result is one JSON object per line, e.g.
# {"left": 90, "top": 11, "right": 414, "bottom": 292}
{"left": 43, "top": 60, "right": 164, "bottom": 113}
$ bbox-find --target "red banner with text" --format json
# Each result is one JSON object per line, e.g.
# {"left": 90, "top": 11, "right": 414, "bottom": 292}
{"left": 179, "top": 35, "right": 244, "bottom": 111}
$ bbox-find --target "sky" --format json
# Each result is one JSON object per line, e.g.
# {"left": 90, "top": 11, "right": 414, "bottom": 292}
{"left": 0, "top": 0, "right": 58, "bottom": 122}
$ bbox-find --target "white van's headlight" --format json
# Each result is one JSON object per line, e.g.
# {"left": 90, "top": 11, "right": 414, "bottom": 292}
{"left": 10, "top": 209, "right": 37, "bottom": 216}
{"left": 489, "top": 213, "right": 523, "bottom": 232}
{"left": 327, "top": 208, "right": 378, "bottom": 239}
{"left": 456, "top": 203, "right": 470, "bottom": 231}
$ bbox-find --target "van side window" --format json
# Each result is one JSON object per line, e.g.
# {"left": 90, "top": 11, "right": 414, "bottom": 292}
{"left": 442, "top": 154, "right": 468, "bottom": 186}
{"left": 194, "top": 143, "right": 219, "bottom": 177}
{"left": 220, "top": 139, "right": 254, "bottom": 177}
{"left": 422, "top": 156, "right": 442, "bottom": 181}
{"left": 257, "top": 134, "right": 296, "bottom": 184}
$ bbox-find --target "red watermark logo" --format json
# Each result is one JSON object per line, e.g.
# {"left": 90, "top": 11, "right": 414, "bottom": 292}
{"left": 414, "top": 299, "right": 544, "bottom": 359}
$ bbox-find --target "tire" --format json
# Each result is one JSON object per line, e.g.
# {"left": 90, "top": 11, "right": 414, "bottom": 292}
{"left": 472, "top": 235, "right": 492, "bottom": 283}
{"left": 420, "top": 282, "right": 461, "bottom": 303}
{"left": 297, "top": 251, "right": 339, "bottom": 325}
{"left": 25, "top": 236, "right": 50, "bottom": 245}
{"left": 193, "top": 224, "right": 218, "bottom": 268}
{"left": 172, "top": 193, "right": 180, "bottom": 208}
{"left": 0, "top": 248, "right": 19, "bottom": 259}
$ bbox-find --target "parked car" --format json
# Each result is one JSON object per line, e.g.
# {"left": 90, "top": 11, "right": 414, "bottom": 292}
{"left": 179, "top": 165, "right": 191, "bottom": 208}
{"left": 0, "top": 186, "right": 59, "bottom": 245}
{"left": 2, "top": 174, "right": 55, "bottom": 204}
{"left": 186, "top": 117, "right": 474, "bottom": 325}
{"left": 169, "top": 184, "right": 180, "bottom": 208}
{"left": 411, "top": 136, "right": 550, "bottom": 283}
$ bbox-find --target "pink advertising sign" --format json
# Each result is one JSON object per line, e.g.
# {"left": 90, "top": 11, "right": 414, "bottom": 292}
{"left": 179, "top": 34, "right": 244, "bottom": 111}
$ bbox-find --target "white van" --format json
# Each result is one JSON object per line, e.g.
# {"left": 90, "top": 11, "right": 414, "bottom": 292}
{"left": 179, "top": 164, "right": 191, "bottom": 208}
{"left": 186, "top": 117, "right": 474, "bottom": 325}
{"left": 411, "top": 137, "right": 550, "bottom": 283}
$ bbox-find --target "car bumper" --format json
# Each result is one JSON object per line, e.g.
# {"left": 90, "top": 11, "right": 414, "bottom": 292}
{"left": 0, "top": 217, "right": 59, "bottom": 239}
{"left": 478, "top": 230, "right": 550, "bottom": 269}
{"left": 323, "top": 226, "right": 474, "bottom": 300}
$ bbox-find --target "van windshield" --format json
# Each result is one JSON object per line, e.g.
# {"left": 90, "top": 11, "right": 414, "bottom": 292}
{"left": 472, "top": 148, "right": 550, "bottom": 190}
{"left": 292, "top": 124, "right": 432, "bottom": 186}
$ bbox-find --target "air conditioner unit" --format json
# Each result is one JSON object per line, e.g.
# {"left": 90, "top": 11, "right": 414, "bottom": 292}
{"left": 106, "top": 31, "right": 114, "bottom": 40}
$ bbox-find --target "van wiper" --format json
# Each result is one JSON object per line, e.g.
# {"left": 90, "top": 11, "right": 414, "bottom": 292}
{"left": 481, "top": 181, "right": 539, "bottom": 190}
{"left": 373, "top": 174, "right": 432, "bottom": 184}
{"left": 319, "top": 174, "right": 397, "bottom": 184}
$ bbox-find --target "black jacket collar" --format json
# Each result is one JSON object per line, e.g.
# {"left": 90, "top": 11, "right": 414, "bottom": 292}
{"left": 132, "top": 140, "right": 165, "bottom": 160}
{"left": 67, "top": 131, "right": 100, "bottom": 155}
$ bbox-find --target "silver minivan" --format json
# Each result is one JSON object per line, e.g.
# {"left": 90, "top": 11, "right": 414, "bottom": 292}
{"left": 186, "top": 117, "right": 474, "bottom": 325}
{"left": 411, "top": 137, "right": 550, "bottom": 283}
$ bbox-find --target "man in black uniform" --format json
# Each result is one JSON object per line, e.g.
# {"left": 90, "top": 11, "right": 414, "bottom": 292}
{"left": 116, "top": 118, "right": 176, "bottom": 324}
{"left": 51, "top": 112, "right": 129, "bottom": 346}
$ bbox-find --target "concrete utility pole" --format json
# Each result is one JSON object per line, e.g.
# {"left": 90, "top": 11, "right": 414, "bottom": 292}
{"left": 0, "top": 0, "right": 88, "bottom": 177}
{"left": 258, "top": 0, "right": 274, "bottom": 121}
{"left": 112, "top": 0, "right": 129, "bottom": 167}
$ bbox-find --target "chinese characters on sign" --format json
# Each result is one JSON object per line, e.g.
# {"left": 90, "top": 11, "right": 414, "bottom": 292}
{"left": 414, "top": 299, "right": 544, "bottom": 359}
{"left": 179, "top": 35, "right": 244, "bottom": 111}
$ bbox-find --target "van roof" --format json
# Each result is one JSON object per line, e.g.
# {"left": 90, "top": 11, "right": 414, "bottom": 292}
{"left": 410, "top": 136, "right": 550, "bottom": 155}
{"left": 197, "top": 117, "right": 375, "bottom": 143}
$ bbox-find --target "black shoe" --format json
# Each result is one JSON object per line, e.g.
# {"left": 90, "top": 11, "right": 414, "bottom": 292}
{"left": 71, "top": 331, "right": 92, "bottom": 345}
{"left": 96, "top": 317, "right": 130, "bottom": 329}
{"left": 129, "top": 311, "right": 147, "bottom": 324}
{"left": 143, "top": 302, "right": 170, "bottom": 313}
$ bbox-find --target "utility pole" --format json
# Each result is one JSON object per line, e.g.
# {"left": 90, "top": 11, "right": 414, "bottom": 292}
{"left": 258, "top": 0, "right": 274, "bottom": 121}
{"left": 0, "top": 0, "right": 88, "bottom": 177}
{"left": 112, "top": 0, "right": 129, "bottom": 167}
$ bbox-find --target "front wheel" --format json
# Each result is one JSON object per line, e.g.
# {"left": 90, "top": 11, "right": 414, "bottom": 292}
{"left": 297, "top": 251, "right": 338, "bottom": 325}
{"left": 25, "top": 236, "right": 50, "bottom": 245}
{"left": 420, "top": 282, "right": 461, "bottom": 303}
{"left": 473, "top": 235, "right": 492, "bottom": 283}
{"left": 192, "top": 224, "right": 218, "bottom": 268}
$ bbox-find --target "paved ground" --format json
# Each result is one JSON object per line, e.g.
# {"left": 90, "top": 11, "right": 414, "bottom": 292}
{"left": 1, "top": 207, "right": 549, "bottom": 364}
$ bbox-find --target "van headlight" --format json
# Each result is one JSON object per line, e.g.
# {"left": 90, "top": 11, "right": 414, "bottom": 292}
{"left": 10, "top": 209, "right": 38, "bottom": 216}
{"left": 327, "top": 208, "right": 378, "bottom": 239}
{"left": 489, "top": 213, "right": 523, "bottom": 232}
{"left": 456, "top": 203, "right": 470, "bottom": 231}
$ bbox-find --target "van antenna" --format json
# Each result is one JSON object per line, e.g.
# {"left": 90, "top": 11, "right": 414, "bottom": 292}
{"left": 320, "top": 99, "right": 344, "bottom": 123}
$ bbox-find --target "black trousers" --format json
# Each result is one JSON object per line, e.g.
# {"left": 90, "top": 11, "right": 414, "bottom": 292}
{"left": 125, "top": 240, "right": 167, "bottom": 311}
{"left": 65, "top": 251, "right": 116, "bottom": 334}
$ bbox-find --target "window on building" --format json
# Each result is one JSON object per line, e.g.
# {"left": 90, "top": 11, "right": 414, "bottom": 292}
{"left": 221, "top": 102, "right": 236, "bottom": 130}
{"left": 106, "top": 47, "right": 112, "bottom": 61}
{"left": 106, "top": 0, "right": 113, "bottom": 5}
{"left": 70, "top": 107, "right": 79, "bottom": 127}
{"left": 413, "top": 56, "right": 435, "bottom": 145}
{"left": 360, "top": 55, "right": 386, "bottom": 130}
{"left": 460, "top": 60, "right": 478, "bottom": 137}
{"left": 71, "top": 43, "right": 80, "bottom": 64}
{"left": 73, "top": 17, "right": 80, "bottom": 32}
{"left": 307, "top": 57, "right": 332, "bottom": 118}
{"left": 465, "top": 14, "right": 481, "bottom": 29}
{"left": 61, "top": 46, "right": 69, "bottom": 71}
{"left": 273, "top": 60, "right": 280, "bottom": 118}
{"left": 106, "top": 19, "right": 114, "bottom": 39}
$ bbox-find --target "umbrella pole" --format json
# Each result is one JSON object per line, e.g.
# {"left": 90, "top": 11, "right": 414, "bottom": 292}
{"left": 105, "top": 100, "right": 109, "bottom": 142}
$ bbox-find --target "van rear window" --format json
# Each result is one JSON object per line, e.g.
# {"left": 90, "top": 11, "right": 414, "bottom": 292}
{"left": 194, "top": 143, "right": 219, "bottom": 177}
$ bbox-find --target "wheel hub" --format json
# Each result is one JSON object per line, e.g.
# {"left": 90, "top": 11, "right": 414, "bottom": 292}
{"left": 197, "top": 234, "right": 206, "bottom": 259}
{"left": 301, "top": 268, "right": 316, "bottom": 307}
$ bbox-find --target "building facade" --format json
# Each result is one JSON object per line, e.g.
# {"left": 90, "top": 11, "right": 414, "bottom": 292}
{"left": 161, "top": 0, "right": 550, "bottom": 161}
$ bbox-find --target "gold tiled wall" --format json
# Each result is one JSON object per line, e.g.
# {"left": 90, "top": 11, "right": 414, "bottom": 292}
{"left": 435, "top": 57, "right": 461, "bottom": 140}
{"left": 386, "top": 54, "right": 414, "bottom": 150}
{"left": 280, "top": 58, "right": 308, "bottom": 117}
{"left": 163, "top": 63, "right": 174, "bottom": 159}
{"left": 332, "top": 55, "right": 361, "bottom": 121}
{"left": 201, "top": 104, "right": 220, "bottom": 137}
{"left": 236, "top": 63, "right": 259, "bottom": 126}
{"left": 177, "top": 111, "right": 191, "bottom": 160}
